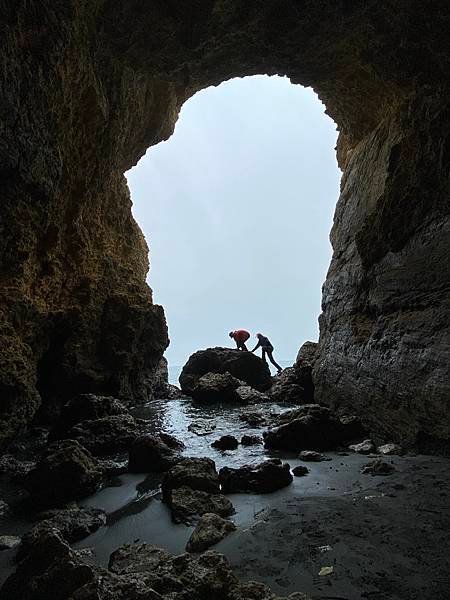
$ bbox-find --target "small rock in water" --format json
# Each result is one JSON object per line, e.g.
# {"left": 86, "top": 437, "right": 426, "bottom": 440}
{"left": 361, "top": 459, "right": 396, "bottom": 476}
{"left": 292, "top": 465, "right": 309, "bottom": 477}
{"left": 0, "top": 536, "right": 21, "bottom": 551}
{"left": 377, "top": 443, "right": 402, "bottom": 455}
{"left": 241, "top": 435, "right": 262, "bottom": 446}
{"left": 219, "top": 458, "right": 293, "bottom": 494}
{"left": 235, "top": 385, "right": 270, "bottom": 404}
{"left": 188, "top": 420, "right": 217, "bottom": 436}
{"left": 298, "top": 450, "right": 324, "bottom": 462}
{"left": 162, "top": 457, "right": 220, "bottom": 501}
{"left": 211, "top": 435, "right": 239, "bottom": 451}
{"left": 349, "top": 439, "right": 375, "bottom": 454}
{"left": 239, "top": 411, "right": 267, "bottom": 427}
{"left": 186, "top": 513, "right": 236, "bottom": 552}
{"left": 169, "top": 486, "right": 235, "bottom": 524}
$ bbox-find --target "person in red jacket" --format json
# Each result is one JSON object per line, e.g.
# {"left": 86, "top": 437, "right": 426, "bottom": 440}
{"left": 251, "top": 333, "right": 283, "bottom": 373}
{"left": 229, "top": 329, "right": 250, "bottom": 351}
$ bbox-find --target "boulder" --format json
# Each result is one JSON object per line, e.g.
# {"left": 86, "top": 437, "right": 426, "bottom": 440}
{"left": 241, "top": 435, "right": 262, "bottom": 446}
{"left": 169, "top": 486, "right": 235, "bottom": 524}
{"left": 349, "top": 439, "right": 376, "bottom": 454}
{"left": 269, "top": 366, "right": 313, "bottom": 404}
{"left": 179, "top": 347, "right": 272, "bottom": 395}
{"left": 298, "top": 450, "right": 326, "bottom": 462}
{"left": 128, "top": 434, "right": 183, "bottom": 473}
{"left": 377, "top": 443, "right": 403, "bottom": 455}
{"left": 24, "top": 440, "right": 103, "bottom": 508}
{"left": 18, "top": 507, "right": 106, "bottom": 560}
{"left": 296, "top": 341, "right": 319, "bottom": 366}
{"left": 219, "top": 459, "right": 293, "bottom": 494}
{"left": 239, "top": 411, "right": 267, "bottom": 427}
{"left": 186, "top": 513, "right": 236, "bottom": 552}
{"left": 162, "top": 457, "right": 220, "bottom": 502}
{"left": 235, "top": 386, "right": 270, "bottom": 404}
{"left": 361, "top": 459, "right": 396, "bottom": 476}
{"left": 152, "top": 357, "right": 185, "bottom": 400}
{"left": 292, "top": 465, "right": 309, "bottom": 477}
{"left": 50, "top": 394, "right": 129, "bottom": 440}
{"left": 211, "top": 435, "right": 239, "bottom": 451}
{"left": 60, "top": 414, "right": 140, "bottom": 456}
{"left": 190, "top": 372, "right": 243, "bottom": 403}
{"left": 264, "top": 404, "right": 365, "bottom": 451}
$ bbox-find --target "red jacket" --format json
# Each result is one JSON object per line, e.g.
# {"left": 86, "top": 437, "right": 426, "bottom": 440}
{"left": 232, "top": 329, "right": 250, "bottom": 343}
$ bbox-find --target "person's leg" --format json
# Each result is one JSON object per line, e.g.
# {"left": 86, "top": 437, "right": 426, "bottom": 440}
{"left": 267, "top": 350, "right": 282, "bottom": 372}
{"left": 241, "top": 342, "right": 248, "bottom": 351}
{"left": 262, "top": 348, "right": 267, "bottom": 362}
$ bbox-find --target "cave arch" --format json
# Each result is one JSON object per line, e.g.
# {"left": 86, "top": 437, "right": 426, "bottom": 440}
{"left": 0, "top": 1, "right": 449, "bottom": 448}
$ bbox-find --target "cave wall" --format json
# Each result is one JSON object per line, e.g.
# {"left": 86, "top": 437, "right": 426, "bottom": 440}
{"left": 0, "top": 0, "right": 449, "bottom": 447}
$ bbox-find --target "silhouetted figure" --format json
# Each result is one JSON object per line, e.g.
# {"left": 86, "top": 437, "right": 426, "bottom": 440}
{"left": 229, "top": 329, "right": 250, "bottom": 351}
{"left": 251, "top": 333, "right": 282, "bottom": 373}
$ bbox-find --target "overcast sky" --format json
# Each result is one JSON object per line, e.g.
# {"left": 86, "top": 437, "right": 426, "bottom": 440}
{"left": 127, "top": 75, "right": 340, "bottom": 371}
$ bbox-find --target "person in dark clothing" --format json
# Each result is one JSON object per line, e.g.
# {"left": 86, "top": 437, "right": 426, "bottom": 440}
{"left": 229, "top": 329, "right": 250, "bottom": 351}
{"left": 251, "top": 333, "right": 282, "bottom": 373}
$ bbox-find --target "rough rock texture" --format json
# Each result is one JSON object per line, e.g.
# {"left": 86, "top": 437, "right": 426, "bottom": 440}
{"left": 24, "top": 440, "right": 103, "bottom": 508}
{"left": 168, "top": 486, "right": 235, "bottom": 525}
{"left": 190, "top": 372, "right": 243, "bottom": 404}
{"left": 0, "top": 2, "right": 449, "bottom": 449}
{"left": 269, "top": 365, "right": 314, "bottom": 404}
{"left": 128, "top": 434, "right": 182, "bottom": 473}
{"left": 49, "top": 394, "right": 129, "bottom": 440}
{"left": 152, "top": 357, "right": 185, "bottom": 399}
{"left": 162, "top": 457, "right": 220, "bottom": 501}
{"left": 180, "top": 348, "right": 272, "bottom": 395}
{"left": 219, "top": 459, "right": 293, "bottom": 494}
{"left": 264, "top": 405, "right": 365, "bottom": 452}
{"left": 211, "top": 435, "right": 239, "bottom": 451}
{"left": 186, "top": 513, "right": 236, "bottom": 553}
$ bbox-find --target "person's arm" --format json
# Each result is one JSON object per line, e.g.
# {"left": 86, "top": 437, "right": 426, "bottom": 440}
{"left": 251, "top": 340, "right": 261, "bottom": 352}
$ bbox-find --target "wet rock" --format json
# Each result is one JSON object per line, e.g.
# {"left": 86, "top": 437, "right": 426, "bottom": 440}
{"left": 269, "top": 365, "right": 314, "bottom": 404}
{"left": 1, "top": 529, "right": 96, "bottom": 600}
{"left": 0, "top": 454, "right": 36, "bottom": 480}
{"left": 219, "top": 459, "right": 293, "bottom": 494}
{"left": 361, "top": 459, "right": 396, "bottom": 476}
{"left": 186, "top": 513, "right": 236, "bottom": 553}
{"left": 190, "top": 372, "right": 243, "bottom": 403}
{"left": 188, "top": 420, "right": 217, "bottom": 436}
{"left": 264, "top": 404, "right": 365, "bottom": 451}
{"left": 159, "top": 433, "right": 185, "bottom": 450}
{"left": 239, "top": 411, "right": 267, "bottom": 427}
{"left": 377, "top": 443, "right": 403, "bottom": 455}
{"left": 211, "top": 435, "right": 239, "bottom": 451}
{"left": 152, "top": 357, "right": 185, "bottom": 400}
{"left": 349, "top": 439, "right": 376, "bottom": 454}
{"left": 241, "top": 435, "right": 262, "bottom": 446}
{"left": 0, "top": 535, "right": 20, "bottom": 551}
{"left": 50, "top": 394, "right": 129, "bottom": 440}
{"left": 61, "top": 414, "right": 140, "bottom": 456}
{"left": 19, "top": 507, "right": 106, "bottom": 560}
{"left": 128, "top": 434, "right": 183, "bottom": 473}
{"left": 24, "top": 440, "right": 103, "bottom": 508}
{"left": 292, "top": 465, "right": 309, "bottom": 477}
{"left": 180, "top": 347, "right": 272, "bottom": 395}
{"left": 298, "top": 450, "right": 325, "bottom": 462}
{"left": 162, "top": 457, "right": 220, "bottom": 501}
{"left": 235, "top": 385, "right": 270, "bottom": 404}
{"left": 169, "top": 486, "right": 235, "bottom": 524}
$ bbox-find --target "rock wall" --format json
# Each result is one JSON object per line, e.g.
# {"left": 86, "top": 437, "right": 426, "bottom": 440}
{"left": 0, "top": 1, "right": 449, "bottom": 447}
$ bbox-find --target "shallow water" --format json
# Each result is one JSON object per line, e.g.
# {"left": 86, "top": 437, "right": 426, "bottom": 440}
{"left": 74, "top": 398, "right": 371, "bottom": 566}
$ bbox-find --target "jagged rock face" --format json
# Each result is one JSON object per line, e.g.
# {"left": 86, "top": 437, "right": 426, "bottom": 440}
{"left": 1, "top": 2, "right": 449, "bottom": 447}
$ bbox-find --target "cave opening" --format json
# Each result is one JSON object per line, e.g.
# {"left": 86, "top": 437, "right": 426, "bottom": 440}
{"left": 127, "top": 75, "right": 340, "bottom": 379}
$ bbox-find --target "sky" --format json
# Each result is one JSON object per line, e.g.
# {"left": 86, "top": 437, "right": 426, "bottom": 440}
{"left": 127, "top": 75, "right": 340, "bottom": 371}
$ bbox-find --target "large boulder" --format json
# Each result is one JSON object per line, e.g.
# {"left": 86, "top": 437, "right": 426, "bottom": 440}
{"left": 179, "top": 347, "right": 272, "bottom": 395}
{"left": 186, "top": 513, "right": 236, "bottom": 553}
{"left": 269, "top": 364, "right": 314, "bottom": 404}
{"left": 128, "top": 434, "right": 183, "bottom": 473}
{"left": 219, "top": 459, "right": 293, "bottom": 494}
{"left": 264, "top": 404, "right": 365, "bottom": 451}
{"left": 190, "top": 372, "right": 243, "bottom": 403}
{"left": 18, "top": 507, "right": 106, "bottom": 560}
{"left": 162, "top": 457, "right": 220, "bottom": 502}
{"left": 169, "top": 486, "right": 235, "bottom": 524}
{"left": 49, "top": 394, "right": 129, "bottom": 440}
{"left": 59, "top": 414, "right": 140, "bottom": 456}
{"left": 24, "top": 440, "right": 103, "bottom": 508}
